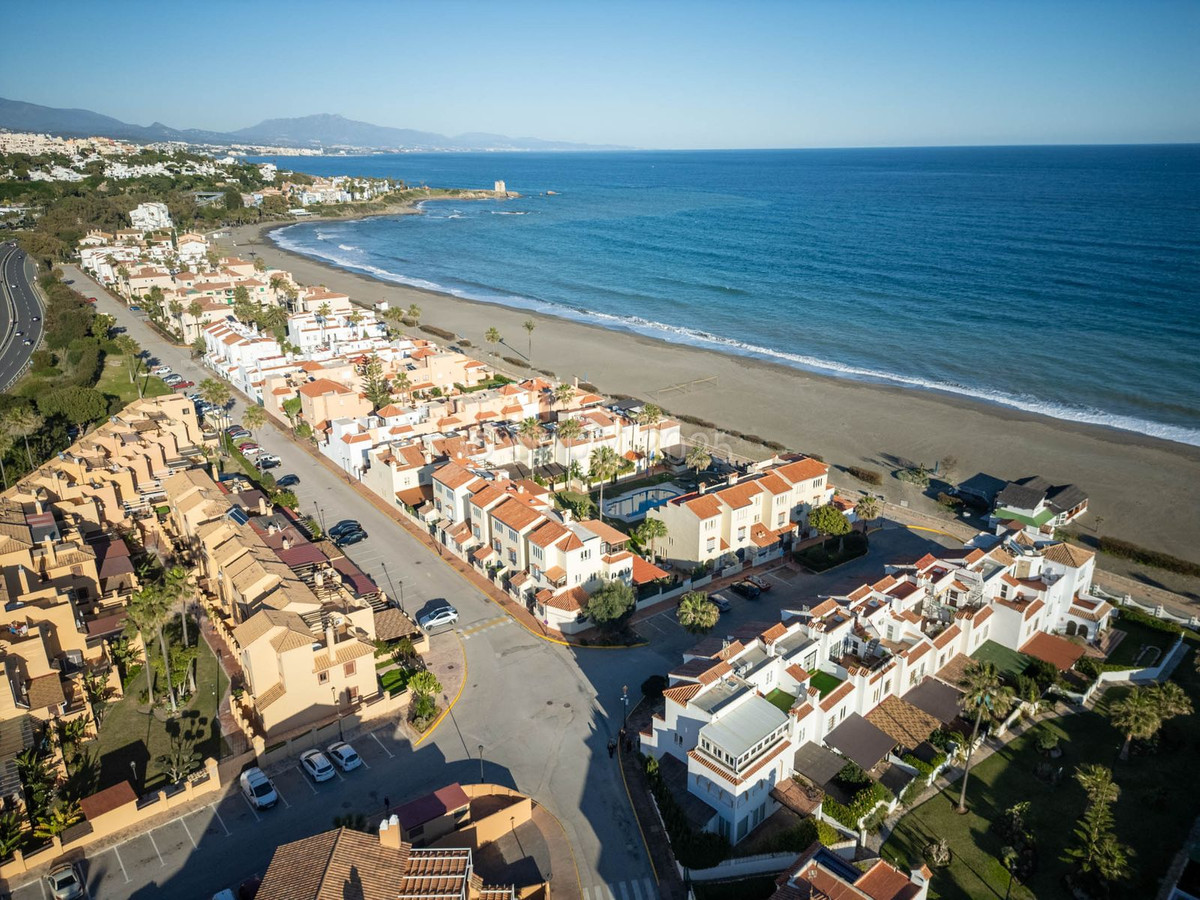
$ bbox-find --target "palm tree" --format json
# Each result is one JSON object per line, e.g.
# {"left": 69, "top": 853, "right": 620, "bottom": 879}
{"left": 1109, "top": 686, "right": 1162, "bottom": 761}
{"left": 317, "top": 301, "right": 332, "bottom": 345}
{"left": 199, "top": 379, "right": 232, "bottom": 449}
{"left": 677, "top": 591, "right": 719, "bottom": 634}
{"left": 523, "top": 319, "right": 536, "bottom": 360}
{"left": 637, "top": 404, "right": 663, "bottom": 464}
{"left": 485, "top": 327, "right": 502, "bottom": 353}
{"left": 163, "top": 564, "right": 194, "bottom": 656}
{"left": 557, "top": 417, "right": 583, "bottom": 475}
{"left": 1153, "top": 680, "right": 1193, "bottom": 720}
{"left": 553, "top": 382, "right": 575, "bottom": 412}
{"left": 1075, "top": 763, "right": 1120, "bottom": 807}
{"left": 6, "top": 407, "right": 43, "bottom": 471}
{"left": 955, "top": 661, "right": 1014, "bottom": 812}
{"left": 635, "top": 517, "right": 668, "bottom": 561}
{"left": 126, "top": 585, "right": 176, "bottom": 712}
{"left": 407, "top": 303, "right": 421, "bottom": 322}
{"left": 242, "top": 405, "right": 267, "bottom": 443}
{"left": 854, "top": 495, "right": 882, "bottom": 532}
{"left": 589, "top": 446, "right": 622, "bottom": 523}
{"left": 518, "top": 417, "right": 543, "bottom": 471}
{"left": 686, "top": 444, "right": 712, "bottom": 476}
{"left": 393, "top": 372, "right": 411, "bottom": 405}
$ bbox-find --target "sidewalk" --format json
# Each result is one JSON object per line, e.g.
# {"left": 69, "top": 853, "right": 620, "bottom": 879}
{"left": 198, "top": 610, "right": 251, "bottom": 757}
{"left": 618, "top": 701, "right": 688, "bottom": 900}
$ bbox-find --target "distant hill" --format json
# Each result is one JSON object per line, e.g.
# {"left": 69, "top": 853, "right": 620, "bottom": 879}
{"left": 0, "top": 97, "right": 625, "bottom": 151}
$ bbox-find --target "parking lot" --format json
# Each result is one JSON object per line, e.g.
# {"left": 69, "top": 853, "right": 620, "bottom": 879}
{"left": 7, "top": 725, "right": 411, "bottom": 900}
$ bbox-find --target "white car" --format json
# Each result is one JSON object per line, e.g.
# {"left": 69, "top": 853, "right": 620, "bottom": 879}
{"left": 151, "top": 365, "right": 172, "bottom": 376}
{"left": 418, "top": 603, "right": 459, "bottom": 632}
{"left": 45, "top": 863, "right": 85, "bottom": 899}
{"left": 239, "top": 766, "right": 278, "bottom": 809}
{"left": 300, "top": 749, "right": 336, "bottom": 782}
{"left": 327, "top": 741, "right": 363, "bottom": 772}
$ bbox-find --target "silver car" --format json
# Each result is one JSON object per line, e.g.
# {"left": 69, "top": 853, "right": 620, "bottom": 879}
{"left": 45, "top": 863, "right": 86, "bottom": 900}
{"left": 418, "top": 603, "right": 459, "bottom": 632}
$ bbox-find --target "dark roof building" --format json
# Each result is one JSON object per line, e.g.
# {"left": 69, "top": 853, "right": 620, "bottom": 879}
{"left": 824, "top": 713, "right": 896, "bottom": 771}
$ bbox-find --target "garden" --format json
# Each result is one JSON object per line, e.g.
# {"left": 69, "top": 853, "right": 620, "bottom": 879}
{"left": 882, "top": 642, "right": 1200, "bottom": 900}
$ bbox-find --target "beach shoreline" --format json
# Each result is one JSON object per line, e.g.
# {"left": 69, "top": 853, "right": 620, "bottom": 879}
{"left": 222, "top": 218, "right": 1200, "bottom": 564}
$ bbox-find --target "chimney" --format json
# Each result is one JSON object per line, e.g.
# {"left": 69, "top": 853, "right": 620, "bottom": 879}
{"left": 698, "top": 481, "right": 707, "bottom": 495}
{"left": 258, "top": 496, "right": 269, "bottom": 516}
{"left": 268, "top": 523, "right": 278, "bottom": 535}
{"left": 378, "top": 813, "right": 402, "bottom": 849}
{"left": 422, "top": 445, "right": 432, "bottom": 464}
{"left": 726, "top": 472, "right": 737, "bottom": 486}
{"left": 561, "top": 507, "right": 573, "bottom": 523}
{"left": 282, "top": 536, "right": 291, "bottom": 551}
{"left": 573, "top": 376, "right": 579, "bottom": 389}
{"left": 325, "top": 620, "right": 336, "bottom": 650}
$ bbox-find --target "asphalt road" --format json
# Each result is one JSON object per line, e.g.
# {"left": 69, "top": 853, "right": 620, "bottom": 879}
{"left": 10, "top": 267, "right": 957, "bottom": 900}
{"left": 0, "top": 243, "right": 44, "bottom": 391}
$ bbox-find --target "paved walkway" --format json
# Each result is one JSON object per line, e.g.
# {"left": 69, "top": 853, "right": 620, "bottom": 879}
{"left": 198, "top": 610, "right": 251, "bottom": 757}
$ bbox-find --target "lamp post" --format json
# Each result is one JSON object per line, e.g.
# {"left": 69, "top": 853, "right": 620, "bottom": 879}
{"left": 621, "top": 685, "right": 629, "bottom": 730}
{"left": 129, "top": 760, "right": 137, "bottom": 786}
{"left": 332, "top": 685, "right": 344, "bottom": 740}
{"left": 381, "top": 562, "right": 404, "bottom": 615}
{"left": 478, "top": 744, "right": 485, "bottom": 784}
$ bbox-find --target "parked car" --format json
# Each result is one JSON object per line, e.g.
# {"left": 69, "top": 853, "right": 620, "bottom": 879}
{"left": 127, "top": 303, "right": 139, "bottom": 310}
{"left": 162, "top": 374, "right": 184, "bottom": 386}
{"left": 257, "top": 454, "right": 281, "bottom": 470}
{"left": 326, "top": 741, "right": 362, "bottom": 772}
{"left": 239, "top": 767, "right": 278, "bottom": 809}
{"left": 224, "top": 424, "right": 245, "bottom": 435}
{"left": 709, "top": 593, "right": 732, "bottom": 613}
{"left": 86, "top": 296, "right": 97, "bottom": 303}
{"left": 299, "top": 749, "right": 336, "bottom": 783}
{"left": 418, "top": 603, "right": 459, "bottom": 632}
{"left": 334, "top": 528, "right": 367, "bottom": 546}
{"left": 745, "top": 574, "right": 772, "bottom": 592}
{"left": 329, "top": 520, "right": 361, "bottom": 539}
{"left": 227, "top": 429, "right": 251, "bottom": 441}
{"left": 213, "top": 892, "right": 236, "bottom": 900}
{"left": 276, "top": 474, "right": 301, "bottom": 488}
{"left": 237, "top": 442, "right": 260, "bottom": 453}
{"left": 45, "top": 862, "right": 86, "bottom": 900}
{"left": 151, "top": 365, "right": 172, "bottom": 376}
{"left": 729, "top": 581, "right": 762, "bottom": 600}
{"left": 172, "top": 380, "right": 195, "bottom": 391}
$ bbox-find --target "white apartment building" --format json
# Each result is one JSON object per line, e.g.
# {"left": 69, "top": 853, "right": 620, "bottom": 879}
{"left": 129, "top": 201, "right": 173, "bottom": 232}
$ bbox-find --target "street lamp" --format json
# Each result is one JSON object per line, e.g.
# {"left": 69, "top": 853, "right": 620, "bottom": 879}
{"left": 332, "top": 685, "right": 344, "bottom": 740}
{"left": 621, "top": 685, "right": 629, "bottom": 730}
{"left": 478, "top": 744, "right": 485, "bottom": 784}
{"left": 129, "top": 761, "right": 137, "bottom": 785}
{"left": 381, "top": 562, "right": 404, "bottom": 614}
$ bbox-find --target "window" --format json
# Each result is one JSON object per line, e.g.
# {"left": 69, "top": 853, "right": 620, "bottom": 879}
{"left": 318, "top": 670, "right": 329, "bottom": 684}
{"left": 509, "top": 550, "right": 517, "bottom": 565}
{"left": 777, "top": 513, "right": 785, "bottom": 527}
{"left": 737, "top": 527, "right": 746, "bottom": 541}
{"left": 343, "top": 661, "right": 356, "bottom": 677}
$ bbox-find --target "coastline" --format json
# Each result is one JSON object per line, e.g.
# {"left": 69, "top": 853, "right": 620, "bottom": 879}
{"left": 223, "top": 219, "right": 1200, "bottom": 564}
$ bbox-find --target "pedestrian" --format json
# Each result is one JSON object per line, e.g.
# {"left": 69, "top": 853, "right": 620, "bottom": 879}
{"left": 607, "top": 739, "right": 616, "bottom": 758}
{"left": 384, "top": 795, "right": 390, "bottom": 810}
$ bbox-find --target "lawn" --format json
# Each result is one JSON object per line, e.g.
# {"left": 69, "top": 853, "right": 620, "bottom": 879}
{"left": 809, "top": 672, "right": 843, "bottom": 698}
{"left": 1106, "top": 619, "right": 1176, "bottom": 668}
{"left": 882, "top": 640, "right": 1200, "bottom": 899}
{"left": 93, "top": 632, "right": 226, "bottom": 793}
{"left": 970, "top": 640, "right": 1031, "bottom": 679}
{"left": 765, "top": 688, "right": 797, "bottom": 713}
{"left": 96, "top": 354, "right": 171, "bottom": 404}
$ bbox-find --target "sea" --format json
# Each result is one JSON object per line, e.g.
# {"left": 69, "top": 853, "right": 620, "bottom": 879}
{"left": 252, "top": 146, "right": 1200, "bottom": 447}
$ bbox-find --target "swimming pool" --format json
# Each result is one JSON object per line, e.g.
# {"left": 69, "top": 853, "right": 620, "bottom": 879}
{"left": 603, "top": 483, "right": 685, "bottom": 521}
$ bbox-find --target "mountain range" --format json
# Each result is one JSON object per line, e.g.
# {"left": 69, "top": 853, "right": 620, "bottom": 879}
{"left": 0, "top": 97, "right": 624, "bottom": 151}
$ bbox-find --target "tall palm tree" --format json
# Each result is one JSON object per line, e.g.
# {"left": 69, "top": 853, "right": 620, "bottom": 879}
{"left": 638, "top": 403, "right": 663, "bottom": 464}
{"left": 393, "top": 372, "right": 411, "bottom": 405}
{"left": 956, "top": 661, "right": 1014, "bottom": 812}
{"left": 854, "top": 495, "right": 882, "bottom": 532}
{"left": 557, "top": 417, "right": 583, "bottom": 478}
{"left": 6, "top": 407, "right": 43, "bottom": 471}
{"left": 407, "top": 303, "right": 421, "bottom": 322}
{"left": 163, "top": 565, "right": 194, "bottom": 653}
{"left": 553, "top": 382, "right": 575, "bottom": 412}
{"left": 1153, "top": 680, "right": 1193, "bottom": 721}
{"left": 485, "top": 327, "right": 502, "bottom": 353}
{"left": 199, "top": 379, "right": 232, "bottom": 451}
{"left": 588, "top": 446, "right": 622, "bottom": 523}
{"left": 242, "top": 405, "right": 267, "bottom": 443}
{"left": 636, "top": 517, "right": 669, "bottom": 561}
{"left": 677, "top": 591, "right": 719, "bottom": 634}
{"left": 124, "top": 588, "right": 163, "bottom": 707}
{"left": 518, "top": 417, "right": 543, "bottom": 471}
{"left": 1108, "top": 686, "right": 1162, "bottom": 761}
{"left": 686, "top": 444, "right": 712, "bottom": 476}
{"left": 317, "top": 301, "right": 332, "bottom": 345}
{"left": 523, "top": 319, "right": 535, "bottom": 360}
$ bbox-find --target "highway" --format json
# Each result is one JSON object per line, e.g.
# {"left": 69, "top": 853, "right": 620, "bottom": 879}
{"left": 0, "top": 243, "right": 44, "bottom": 391}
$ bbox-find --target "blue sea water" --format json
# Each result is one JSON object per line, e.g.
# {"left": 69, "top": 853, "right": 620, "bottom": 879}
{"left": 254, "top": 147, "right": 1200, "bottom": 446}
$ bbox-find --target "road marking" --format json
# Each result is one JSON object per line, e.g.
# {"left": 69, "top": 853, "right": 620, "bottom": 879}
{"left": 211, "top": 803, "right": 232, "bottom": 835}
{"left": 179, "top": 815, "right": 199, "bottom": 848}
{"left": 356, "top": 755, "right": 371, "bottom": 769}
{"left": 618, "top": 881, "right": 632, "bottom": 900}
{"left": 297, "top": 766, "right": 319, "bottom": 794}
{"left": 370, "top": 731, "right": 395, "bottom": 758}
{"left": 38, "top": 875, "right": 49, "bottom": 900}
{"left": 147, "top": 830, "right": 166, "bottom": 867}
{"left": 631, "top": 878, "right": 650, "bottom": 900}
{"left": 239, "top": 791, "right": 262, "bottom": 822}
{"left": 275, "top": 785, "right": 292, "bottom": 808}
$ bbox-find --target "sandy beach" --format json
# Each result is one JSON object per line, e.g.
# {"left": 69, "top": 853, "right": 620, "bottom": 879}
{"left": 223, "top": 219, "right": 1200, "bottom": 566}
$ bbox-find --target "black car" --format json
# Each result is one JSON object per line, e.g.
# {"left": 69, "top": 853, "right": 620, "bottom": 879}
{"left": 257, "top": 457, "right": 281, "bottom": 470}
{"left": 710, "top": 593, "right": 732, "bottom": 613}
{"left": 329, "top": 520, "right": 361, "bottom": 539}
{"left": 335, "top": 529, "right": 368, "bottom": 547}
{"left": 729, "top": 580, "right": 762, "bottom": 600}
{"left": 276, "top": 474, "right": 301, "bottom": 487}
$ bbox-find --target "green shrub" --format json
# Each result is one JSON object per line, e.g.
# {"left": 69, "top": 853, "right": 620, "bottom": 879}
{"left": 896, "top": 466, "right": 931, "bottom": 487}
{"left": 845, "top": 466, "right": 883, "bottom": 486}
{"left": 822, "top": 780, "right": 892, "bottom": 829}
{"left": 936, "top": 491, "right": 963, "bottom": 511}
{"left": 502, "top": 356, "right": 530, "bottom": 369}
{"left": 675, "top": 413, "right": 716, "bottom": 429}
{"left": 744, "top": 816, "right": 842, "bottom": 855}
{"left": 1098, "top": 538, "right": 1200, "bottom": 577}
{"left": 418, "top": 324, "right": 456, "bottom": 341}
{"left": 643, "top": 756, "right": 731, "bottom": 869}
{"left": 1117, "top": 606, "right": 1185, "bottom": 636}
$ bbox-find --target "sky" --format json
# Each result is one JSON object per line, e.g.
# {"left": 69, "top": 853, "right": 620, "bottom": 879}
{"left": 3, "top": 0, "right": 1198, "bottom": 149}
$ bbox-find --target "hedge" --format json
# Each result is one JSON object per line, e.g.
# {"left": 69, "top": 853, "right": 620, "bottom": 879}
{"left": 821, "top": 781, "right": 892, "bottom": 829}
{"left": 741, "top": 816, "right": 841, "bottom": 855}
{"left": 845, "top": 466, "right": 883, "bottom": 486}
{"left": 418, "top": 324, "right": 456, "bottom": 341}
{"left": 1118, "top": 606, "right": 1187, "bottom": 636}
{"left": 1098, "top": 537, "right": 1200, "bottom": 577}
{"left": 501, "top": 356, "right": 531, "bottom": 369}
{"left": 644, "top": 756, "right": 731, "bottom": 869}
{"left": 901, "top": 751, "right": 947, "bottom": 780}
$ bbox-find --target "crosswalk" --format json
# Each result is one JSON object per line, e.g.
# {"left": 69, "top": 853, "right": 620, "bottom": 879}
{"left": 457, "top": 613, "right": 514, "bottom": 640}
{"left": 581, "top": 878, "right": 658, "bottom": 900}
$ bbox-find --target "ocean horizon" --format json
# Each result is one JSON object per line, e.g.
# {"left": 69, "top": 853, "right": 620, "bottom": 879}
{"left": 253, "top": 146, "right": 1200, "bottom": 447}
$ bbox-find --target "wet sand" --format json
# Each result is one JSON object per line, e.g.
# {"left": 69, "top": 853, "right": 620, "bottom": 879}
{"left": 223, "top": 220, "right": 1200, "bottom": 565}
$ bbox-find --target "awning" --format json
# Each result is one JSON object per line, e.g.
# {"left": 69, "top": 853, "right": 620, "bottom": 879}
{"left": 632, "top": 556, "right": 670, "bottom": 585}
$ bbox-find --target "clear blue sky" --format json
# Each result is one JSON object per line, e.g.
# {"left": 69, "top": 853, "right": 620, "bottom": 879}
{"left": 4, "top": 0, "right": 1198, "bottom": 148}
